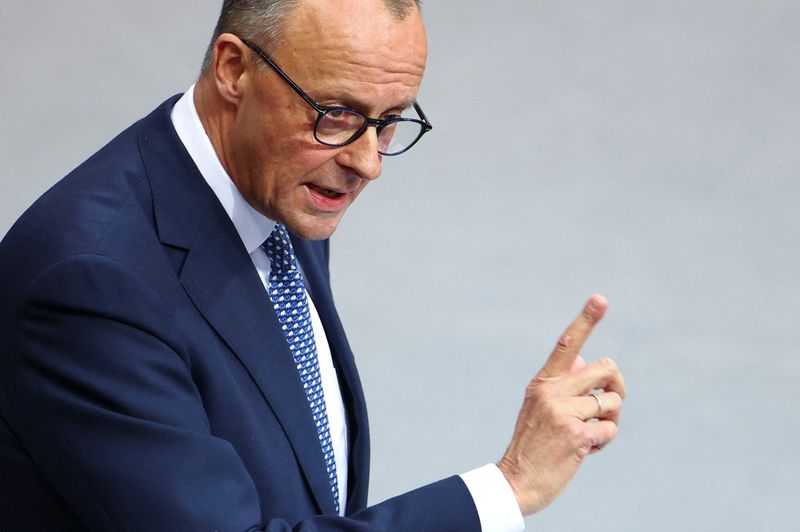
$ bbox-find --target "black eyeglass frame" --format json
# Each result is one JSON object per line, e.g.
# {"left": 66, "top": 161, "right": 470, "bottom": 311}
{"left": 240, "top": 37, "right": 433, "bottom": 156}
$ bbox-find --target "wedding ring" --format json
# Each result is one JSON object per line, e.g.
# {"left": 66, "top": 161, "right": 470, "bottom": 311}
{"left": 589, "top": 393, "right": 602, "bottom": 418}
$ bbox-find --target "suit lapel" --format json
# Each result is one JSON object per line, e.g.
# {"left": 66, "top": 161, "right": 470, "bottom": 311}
{"left": 138, "top": 97, "right": 337, "bottom": 515}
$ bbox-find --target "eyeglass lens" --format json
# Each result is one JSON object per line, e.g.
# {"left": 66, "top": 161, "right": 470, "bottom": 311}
{"left": 315, "top": 109, "right": 424, "bottom": 156}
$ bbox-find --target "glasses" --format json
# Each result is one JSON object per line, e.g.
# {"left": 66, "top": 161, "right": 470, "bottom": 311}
{"left": 241, "top": 38, "right": 432, "bottom": 156}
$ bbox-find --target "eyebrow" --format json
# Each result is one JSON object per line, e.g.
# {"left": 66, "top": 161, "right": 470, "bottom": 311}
{"left": 318, "top": 90, "right": 416, "bottom": 115}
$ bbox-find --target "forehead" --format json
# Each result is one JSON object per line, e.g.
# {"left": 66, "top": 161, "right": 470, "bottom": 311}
{"left": 278, "top": 0, "right": 428, "bottom": 108}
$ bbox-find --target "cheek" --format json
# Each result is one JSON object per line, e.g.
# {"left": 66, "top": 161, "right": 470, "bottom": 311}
{"left": 268, "top": 152, "right": 334, "bottom": 204}
{"left": 279, "top": 146, "right": 340, "bottom": 186}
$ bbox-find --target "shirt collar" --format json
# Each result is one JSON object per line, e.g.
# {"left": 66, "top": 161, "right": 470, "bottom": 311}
{"left": 170, "top": 84, "right": 276, "bottom": 253}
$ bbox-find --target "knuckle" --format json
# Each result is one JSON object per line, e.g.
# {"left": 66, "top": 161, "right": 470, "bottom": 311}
{"left": 599, "top": 422, "right": 619, "bottom": 444}
{"left": 556, "top": 332, "right": 572, "bottom": 351}
{"left": 574, "top": 430, "right": 594, "bottom": 459}
{"left": 576, "top": 444, "right": 592, "bottom": 460}
{"left": 567, "top": 421, "right": 588, "bottom": 443}
{"left": 606, "top": 391, "right": 623, "bottom": 408}
{"left": 599, "top": 424, "right": 620, "bottom": 446}
{"left": 524, "top": 381, "right": 541, "bottom": 400}
{"left": 526, "top": 379, "right": 554, "bottom": 401}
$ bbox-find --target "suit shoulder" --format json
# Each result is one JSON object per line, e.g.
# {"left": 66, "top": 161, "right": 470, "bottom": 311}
{"left": 0, "top": 98, "right": 185, "bottom": 275}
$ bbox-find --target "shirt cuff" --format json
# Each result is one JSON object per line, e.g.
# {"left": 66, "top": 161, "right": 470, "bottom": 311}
{"left": 460, "top": 464, "right": 525, "bottom": 532}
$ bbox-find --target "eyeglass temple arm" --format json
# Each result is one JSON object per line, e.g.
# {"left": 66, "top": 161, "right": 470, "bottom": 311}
{"left": 240, "top": 38, "right": 325, "bottom": 114}
{"left": 413, "top": 102, "right": 432, "bottom": 130}
{"left": 242, "top": 37, "right": 432, "bottom": 132}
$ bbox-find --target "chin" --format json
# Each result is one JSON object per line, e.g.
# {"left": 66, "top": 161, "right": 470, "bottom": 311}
{"left": 284, "top": 213, "right": 343, "bottom": 241}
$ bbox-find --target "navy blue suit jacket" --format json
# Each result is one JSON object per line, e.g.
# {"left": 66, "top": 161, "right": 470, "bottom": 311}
{"left": 0, "top": 97, "right": 480, "bottom": 531}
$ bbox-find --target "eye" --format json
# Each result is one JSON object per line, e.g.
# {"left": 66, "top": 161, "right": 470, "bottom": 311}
{"left": 380, "top": 105, "right": 410, "bottom": 120}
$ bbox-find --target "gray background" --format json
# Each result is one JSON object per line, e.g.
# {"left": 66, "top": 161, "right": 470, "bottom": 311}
{"left": 2, "top": 1, "right": 798, "bottom": 530}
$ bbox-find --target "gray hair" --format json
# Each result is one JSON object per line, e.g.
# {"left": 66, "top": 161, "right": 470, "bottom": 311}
{"left": 200, "top": 0, "right": 421, "bottom": 73}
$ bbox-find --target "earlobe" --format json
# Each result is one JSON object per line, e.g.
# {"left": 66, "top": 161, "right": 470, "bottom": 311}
{"left": 212, "top": 34, "right": 249, "bottom": 105}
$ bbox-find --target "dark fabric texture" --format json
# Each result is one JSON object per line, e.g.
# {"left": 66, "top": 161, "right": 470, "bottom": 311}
{"left": 0, "top": 97, "right": 481, "bottom": 532}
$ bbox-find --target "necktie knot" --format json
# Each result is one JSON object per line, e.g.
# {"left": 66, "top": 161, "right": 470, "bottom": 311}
{"left": 263, "top": 223, "right": 296, "bottom": 275}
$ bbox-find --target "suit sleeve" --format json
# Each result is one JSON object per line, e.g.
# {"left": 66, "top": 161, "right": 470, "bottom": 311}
{"left": 8, "top": 253, "right": 480, "bottom": 532}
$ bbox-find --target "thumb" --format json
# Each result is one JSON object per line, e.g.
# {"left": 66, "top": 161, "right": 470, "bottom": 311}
{"left": 571, "top": 355, "right": 587, "bottom": 374}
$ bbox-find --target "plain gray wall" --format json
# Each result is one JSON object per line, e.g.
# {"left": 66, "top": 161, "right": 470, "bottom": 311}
{"left": 2, "top": 1, "right": 798, "bottom": 530}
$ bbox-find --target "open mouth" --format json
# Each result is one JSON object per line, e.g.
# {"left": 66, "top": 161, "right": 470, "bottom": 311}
{"left": 307, "top": 183, "right": 345, "bottom": 199}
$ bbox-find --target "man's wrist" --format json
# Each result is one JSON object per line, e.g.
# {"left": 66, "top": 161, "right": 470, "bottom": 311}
{"left": 460, "top": 464, "right": 525, "bottom": 532}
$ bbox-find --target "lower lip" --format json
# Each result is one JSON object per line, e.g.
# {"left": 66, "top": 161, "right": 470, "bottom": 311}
{"left": 306, "top": 184, "right": 349, "bottom": 212}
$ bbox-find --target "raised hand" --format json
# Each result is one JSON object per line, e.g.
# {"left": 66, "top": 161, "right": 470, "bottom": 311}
{"left": 497, "top": 294, "right": 626, "bottom": 516}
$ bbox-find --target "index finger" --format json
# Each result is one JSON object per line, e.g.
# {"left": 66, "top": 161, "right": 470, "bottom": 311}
{"left": 539, "top": 294, "right": 607, "bottom": 377}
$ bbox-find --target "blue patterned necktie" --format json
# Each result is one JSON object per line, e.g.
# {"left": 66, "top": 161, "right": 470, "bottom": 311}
{"left": 262, "top": 223, "right": 340, "bottom": 513}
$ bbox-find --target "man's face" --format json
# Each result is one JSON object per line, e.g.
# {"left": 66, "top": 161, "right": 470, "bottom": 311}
{"left": 225, "top": 0, "right": 428, "bottom": 240}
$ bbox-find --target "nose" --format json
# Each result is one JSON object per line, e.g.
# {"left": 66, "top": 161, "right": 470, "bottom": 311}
{"left": 334, "top": 127, "right": 382, "bottom": 181}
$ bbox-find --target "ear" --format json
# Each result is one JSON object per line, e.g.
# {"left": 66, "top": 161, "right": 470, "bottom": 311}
{"left": 210, "top": 33, "right": 251, "bottom": 105}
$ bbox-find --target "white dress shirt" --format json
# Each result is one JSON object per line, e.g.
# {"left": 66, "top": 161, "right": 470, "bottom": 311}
{"left": 171, "top": 85, "right": 524, "bottom": 530}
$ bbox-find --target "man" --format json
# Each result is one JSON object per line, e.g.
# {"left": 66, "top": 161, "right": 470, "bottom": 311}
{"left": 0, "top": 0, "right": 625, "bottom": 530}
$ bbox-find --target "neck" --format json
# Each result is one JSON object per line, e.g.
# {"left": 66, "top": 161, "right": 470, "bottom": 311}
{"left": 193, "top": 76, "right": 236, "bottom": 180}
